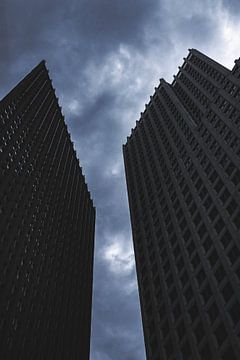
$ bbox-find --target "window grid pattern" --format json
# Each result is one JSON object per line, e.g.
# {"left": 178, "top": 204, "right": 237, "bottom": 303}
{"left": 0, "top": 62, "right": 95, "bottom": 360}
{"left": 124, "top": 49, "right": 240, "bottom": 360}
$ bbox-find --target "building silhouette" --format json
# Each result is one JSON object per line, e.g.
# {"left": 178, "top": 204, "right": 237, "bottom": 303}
{"left": 123, "top": 49, "right": 240, "bottom": 359}
{"left": 0, "top": 62, "right": 95, "bottom": 359}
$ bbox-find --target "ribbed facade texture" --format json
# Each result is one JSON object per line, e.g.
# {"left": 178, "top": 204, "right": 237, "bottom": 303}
{"left": 0, "top": 62, "right": 95, "bottom": 359}
{"left": 123, "top": 49, "right": 240, "bottom": 359}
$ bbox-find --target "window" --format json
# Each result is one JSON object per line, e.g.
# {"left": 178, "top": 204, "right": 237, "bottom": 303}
{"left": 166, "top": 274, "right": 173, "bottom": 288}
{"left": 173, "top": 244, "right": 180, "bottom": 258}
{"left": 221, "top": 282, "right": 234, "bottom": 303}
{"left": 220, "top": 154, "right": 228, "bottom": 169}
{"left": 176, "top": 208, "right": 184, "bottom": 221}
{"left": 180, "top": 218, "right": 187, "bottom": 231}
{"left": 208, "top": 248, "right": 218, "bottom": 267}
{"left": 209, "top": 206, "right": 218, "bottom": 222}
{"left": 214, "top": 322, "right": 227, "bottom": 346}
{"left": 191, "top": 253, "right": 200, "bottom": 269}
{"left": 163, "top": 260, "right": 170, "bottom": 274}
{"left": 231, "top": 169, "right": 240, "bottom": 186}
{"left": 189, "top": 302, "right": 198, "bottom": 322}
{"left": 195, "top": 178, "right": 203, "bottom": 191}
{"left": 214, "top": 264, "right": 226, "bottom": 284}
{"left": 189, "top": 202, "right": 197, "bottom": 216}
{"left": 202, "top": 235, "right": 212, "bottom": 253}
{"left": 229, "top": 301, "right": 240, "bottom": 325}
{"left": 181, "top": 339, "right": 191, "bottom": 359}
{"left": 169, "top": 287, "right": 177, "bottom": 303}
{"left": 233, "top": 210, "right": 240, "bottom": 229}
{"left": 184, "top": 285, "right": 193, "bottom": 302}
{"left": 193, "top": 212, "right": 201, "bottom": 227}
{"left": 159, "top": 304, "right": 166, "bottom": 319}
{"left": 203, "top": 195, "right": 212, "bottom": 210}
{"left": 214, "top": 179, "right": 224, "bottom": 193}
{"left": 201, "top": 283, "right": 212, "bottom": 303}
{"left": 207, "top": 302, "right": 219, "bottom": 325}
{"left": 173, "top": 303, "right": 181, "bottom": 320}
{"left": 227, "top": 199, "right": 238, "bottom": 217}
{"left": 170, "top": 233, "right": 177, "bottom": 247}
{"left": 198, "top": 224, "right": 207, "bottom": 238}
{"left": 197, "top": 268, "right": 205, "bottom": 285}
{"left": 164, "top": 338, "right": 173, "bottom": 358}
{"left": 227, "top": 244, "right": 240, "bottom": 265}
{"left": 220, "top": 229, "right": 232, "bottom": 249}
{"left": 226, "top": 162, "right": 235, "bottom": 177}
{"left": 209, "top": 170, "right": 217, "bottom": 184}
{"left": 194, "top": 321, "right": 205, "bottom": 342}
{"left": 200, "top": 341, "right": 212, "bottom": 360}
{"left": 222, "top": 346, "right": 237, "bottom": 360}
{"left": 187, "top": 241, "right": 195, "bottom": 256}
{"left": 161, "top": 319, "right": 169, "bottom": 337}
{"left": 183, "top": 229, "right": 191, "bottom": 242}
{"left": 177, "top": 320, "right": 186, "bottom": 341}
{"left": 180, "top": 270, "right": 188, "bottom": 286}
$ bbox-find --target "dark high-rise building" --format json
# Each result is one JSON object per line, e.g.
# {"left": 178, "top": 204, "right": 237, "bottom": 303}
{"left": 123, "top": 49, "right": 240, "bottom": 360}
{"left": 0, "top": 62, "right": 95, "bottom": 359}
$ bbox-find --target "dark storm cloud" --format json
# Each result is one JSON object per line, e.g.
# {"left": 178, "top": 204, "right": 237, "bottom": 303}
{"left": 222, "top": 0, "right": 240, "bottom": 14}
{"left": 69, "top": 92, "right": 116, "bottom": 139}
{"left": 176, "top": 14, "right": 215, "bottom": 43}
{"left": 0, "top": 0, "right": 159, "bottom": 95}
{"left": 68, "top": 0, "right": 159, "bottom": 51}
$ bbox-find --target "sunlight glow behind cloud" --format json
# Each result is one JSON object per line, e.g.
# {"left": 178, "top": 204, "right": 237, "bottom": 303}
{"left": 102, "top": 234, "right": 135, "bottom": 275}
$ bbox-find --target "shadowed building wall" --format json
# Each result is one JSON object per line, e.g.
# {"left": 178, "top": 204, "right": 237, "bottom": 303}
{"left": 123, "top": 49, "right": 240, "bottom": 360}
{"left": 0, "top": 62, "right": 95, "bottom": 360}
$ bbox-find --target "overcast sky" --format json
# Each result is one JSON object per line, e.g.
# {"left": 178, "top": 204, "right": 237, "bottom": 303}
{"left": 1, "top": 0, "right": 240, "bottom": 359}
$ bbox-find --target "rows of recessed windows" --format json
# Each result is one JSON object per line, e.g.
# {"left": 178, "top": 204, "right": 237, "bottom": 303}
{"left": 1, "top": 135, "right": 87, "bottom": 350}
{"left": 0, "top": 66, "right": 94, "bottom": 356}
{"left": 176, "top": 144, "right": 239, "bottom": 348}
{"left": 1, "top": 136, "right": 52, "bottom": 232}
{"left": 2, "top": 170, "right": 89, "bottom": 353}
{"left": 1, "top": 87, "right": 55, "bottom": 176}
{"left": 136, "top": 116, "right": 218, "bottom": 357}
{"left": 133, "top": 195, "right": 234, "bottom": 352}
{"left": 232, "top": 62, "right": 240, "bottom": 79}
{"left": 146, "top": 97, "right": 209, "bottom": 240}
{"left": 152, "top": 88, "right": 240, "bottom": 237}
{"left": 159, "top": 85, "right": 199, "bottom": 140}
{"left": 129, "top": 126, "right": 195, "bottom": 357}
{"left": 177, "top": 72, "right": 209, "bottom": 108}
{"left": 214, "top": 94, "right": 240, "bottom": 127}
{"left": 125, "top": 143, "right": 151, "bottom": 222}
{"left": 201, "top": 116, "right": 239, "bottom": 159}
{"left": 146, "top": 91, "right": 240, "bottom": 335}
{"left": 124, "top": 147, "right": 141, "bottom": 214}
{"left": 18, "top": 67, "right": 47, "bottom": 103}
{"left": 1, "top": 71, "right": 45, "bottom": 132}
{"left": 182, "top": 62, "right": 217, "bottom": 97}
{"left": 0, "top": 101, "right": 17, "bottom": 129}
{"left": 127, "top": 76, "right": 240, "bottom": 354}
{"left": 173, "top": 82, "right": 202, "bottom": 123}
{"left": 189, "top": 53, "right": 226, "bottom": 85}
{"left": 0, "top": 72, "right": 50, "bottom": 147}
{"left": 223, "top": 79, "right": 240, "bottom": 100}
{"left": 150, "top": 92, "right": 206, "bottom": 201}
{"left": 199, "top": 116, "right": 240, "bottom": 184}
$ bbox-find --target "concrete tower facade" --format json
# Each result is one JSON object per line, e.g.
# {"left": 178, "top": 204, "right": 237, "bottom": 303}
{"left": 124, "top": 49, "right": 240, "bottom": 359}
{"left": 0, "top": 62, "right": 95, "bottom": 359}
